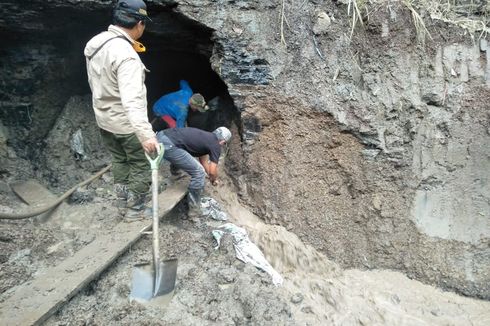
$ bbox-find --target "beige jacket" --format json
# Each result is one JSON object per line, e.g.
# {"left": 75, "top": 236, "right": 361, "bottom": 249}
{"left": 84, "top": 25, "right": 154, "bottom": 143}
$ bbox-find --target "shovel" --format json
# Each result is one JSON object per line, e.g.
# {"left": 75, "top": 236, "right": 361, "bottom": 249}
{"left": 130, "top": 144, "right": 178, "bottom": 302}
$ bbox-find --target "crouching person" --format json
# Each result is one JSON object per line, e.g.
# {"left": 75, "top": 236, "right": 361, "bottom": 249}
{"left": 156, "top": 127, "right": 232, "bottom": 221}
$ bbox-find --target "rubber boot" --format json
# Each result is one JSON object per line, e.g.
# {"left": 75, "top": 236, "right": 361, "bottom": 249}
{"left": 125, "top": 191, "right": 152, "bottom": 220}
{"left": 170, "top": 164, "right": 185, "bottom": 181}
{"left": 187, "top": 188, "right": 203, "bottom": 222}
{"left": 113, "top": 183, "right": 128, "bottom": 208}
{"left": 170, "top": 164, "right": 180, "bottom": 176}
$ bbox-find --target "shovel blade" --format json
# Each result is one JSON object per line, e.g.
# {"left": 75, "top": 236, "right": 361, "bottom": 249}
{"left": 154, "top": 258, "right": 178, "bottom": 296}
{"left": 129, "top": 259, "right": 178, "bottom": 303}
{"left": 130, "top": 263, "right": 154, "bottom": 303}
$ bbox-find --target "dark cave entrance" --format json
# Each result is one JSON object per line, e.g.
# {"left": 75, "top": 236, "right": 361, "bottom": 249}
{"left": 141, "top": 8, "right": 235, "bottom": 132}
{"left": 0, "top": 1, "right": 235, "bottom": 151}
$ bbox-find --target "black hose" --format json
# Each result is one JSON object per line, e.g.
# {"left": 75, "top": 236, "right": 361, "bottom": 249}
{"left": 0, "top": 164, "right": 112, "bottom": 220}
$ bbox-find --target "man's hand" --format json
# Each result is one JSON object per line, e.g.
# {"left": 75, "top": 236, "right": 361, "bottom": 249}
{"left": 142, "top": 137, "right": 159, "bottom": 153}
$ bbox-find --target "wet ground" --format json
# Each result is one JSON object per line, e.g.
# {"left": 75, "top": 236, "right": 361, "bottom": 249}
{"left": 2, "top": 171, "right": 489, "bottom": 325}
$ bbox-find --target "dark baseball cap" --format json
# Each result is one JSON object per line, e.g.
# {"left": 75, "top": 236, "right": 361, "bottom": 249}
{"left": 115, "top": 0, "right": 152, "bottom": 22}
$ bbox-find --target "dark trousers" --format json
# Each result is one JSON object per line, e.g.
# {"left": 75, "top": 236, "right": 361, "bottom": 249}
{"left": 156, "top": 132, "right": 206, "bottom": 190}
{"left": 100, "top": 129, "right": 150, "bottom": 195}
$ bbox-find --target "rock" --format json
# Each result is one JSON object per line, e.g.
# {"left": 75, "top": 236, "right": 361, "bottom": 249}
{"left": 301, "top": 305, "right": 313, "bottom": 313}
{"left": 291, "top": 293, "right": 304, "bottom": 304}
{"left": 421, "top": 92, "right": 444, "bottom": 106}
{"left": 329, "top": 185, "right": 342, "bottom": 196}
{"left": 0, "top": 253, "right": 8, "bottom": 264}
{"left": 232, "top": 26, "right": 243, "bottom": 35}
{"left": 218, "top": 268, "right": 237, "bottom": 284}
{"left": 94, "top": 187, "right": 107, "bottom": 197}
{"left": 431, "top": 309, "right": 440, "bottom": 316}
{"left": 372, "top": 195, "right": 382, "bottom": 211}
{"left": 313, "top": 11, "right": 332, "bottom": 35}
{"left": 207, "top": 310, "right": 219, "bottom": 321}
{"left": 69, "top": 188, "right": 95, "bottom": 204}
{"left": 263, "top": 309, "right": 274, "bottom": 321}
{"left": 391, "top": 294, "right": 401, "bottom": 304}
{"left": 362, "top": 149, "right": 381, "bottom": 160}
{"left": 358, "top": 315, "right": 372, "bottom": 325}
{"left": 101, "top": 174, "right": 112, "bottom": 183}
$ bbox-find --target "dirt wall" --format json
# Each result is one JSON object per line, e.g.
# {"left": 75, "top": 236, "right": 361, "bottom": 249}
{"left": 177, "top": 1, "right": 490, "bottom": 298}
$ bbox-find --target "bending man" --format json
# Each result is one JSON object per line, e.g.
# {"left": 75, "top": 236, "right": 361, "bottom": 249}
{"left": 156, "top": 127, "right": 232, "bottom": 220}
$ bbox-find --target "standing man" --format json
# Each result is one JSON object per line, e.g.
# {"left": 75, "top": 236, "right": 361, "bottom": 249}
{"left": 84, "top": 0, "right": 158, "bottom": 218}
{"left": 151, "top": 80, "right": 208, "bottom": 131}
{"left": 156, "top": 127, "right": 232, "bottom": 221}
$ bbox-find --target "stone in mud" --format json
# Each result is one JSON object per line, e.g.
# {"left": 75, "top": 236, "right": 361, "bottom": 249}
{"left": 301, "top": 305, "right": 314, "bottom": 313}
{"left": 291, "top": 292, "right": 304, "bottom": 304}
{"left": 217, "top": 267, "right": 237, "bottom": 284}
{"left": 206, "top": 309, "right": 220, "bottom": 321}
{"left": 69, "top": 188, "right": 95, "bottom": 204}
{"left": 313, "top": 11, "right": 332, "bottom": 35}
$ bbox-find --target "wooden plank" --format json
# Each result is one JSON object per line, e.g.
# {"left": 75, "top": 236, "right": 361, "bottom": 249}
{"left": 10, "top": 180, "right": 58, "bottom": 205}
{"left": 0, "top": 182, "right": 188, "bottom": 326}
{"left": 10, "top": 180, "right": 66, "bottom": 222}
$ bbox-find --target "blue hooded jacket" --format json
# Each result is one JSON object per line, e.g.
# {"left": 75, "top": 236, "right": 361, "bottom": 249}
{"left": 152, "top": 80, "right": 193, "bottom": 128}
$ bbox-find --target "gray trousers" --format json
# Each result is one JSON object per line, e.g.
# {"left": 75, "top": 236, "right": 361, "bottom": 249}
{"left": 157, "top": 132, "right": 206, "bottom": 190}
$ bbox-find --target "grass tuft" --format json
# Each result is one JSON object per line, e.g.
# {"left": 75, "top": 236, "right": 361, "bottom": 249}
{"left": 403, "top": 0, "right": 433, "bottom": 45}
{"left": 346, "top": 0, "right": 489, "bottom": 41}
{"left": 348, "top": 0, "right": 366, "bottom": 39}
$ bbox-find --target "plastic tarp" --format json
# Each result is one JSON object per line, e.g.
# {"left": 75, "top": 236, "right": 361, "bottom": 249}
{"left": 213, "top": 223, "right": 283, "bottom": 286}
{"left": 70, "top": 129, "right": 87, "bottom": 160}
{"left": 201, "top": 197, "right": 228, "bottom": 221}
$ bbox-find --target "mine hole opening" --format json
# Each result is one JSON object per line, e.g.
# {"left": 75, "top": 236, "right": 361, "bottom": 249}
{"left": 0, "top": 5, "right": 238, "bottom": 181}
{"left": 142, "top": 10, "right": 237, "bottom": 132}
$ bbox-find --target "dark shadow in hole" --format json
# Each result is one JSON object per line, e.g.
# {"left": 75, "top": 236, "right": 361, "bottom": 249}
{"left": 0, "top": 2, "right": 237, "bottom": 139}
